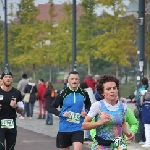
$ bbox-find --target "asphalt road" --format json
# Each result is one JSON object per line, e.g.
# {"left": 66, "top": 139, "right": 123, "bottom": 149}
{"left": 15, "top": 127, "right": 90, "bottom": 150}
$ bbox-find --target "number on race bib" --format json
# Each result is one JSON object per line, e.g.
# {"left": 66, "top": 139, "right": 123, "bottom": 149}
{"left": 1, "top": 119, "right": 14, "bottom": 129}
{"left": 112, "top": 137, "right": 127, "bottom": 150}
{"left": 67, "top": 112, "right": 80, "bottom": 124}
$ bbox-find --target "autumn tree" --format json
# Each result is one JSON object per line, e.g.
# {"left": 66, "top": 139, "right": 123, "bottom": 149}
{"left": 77, "top": 0, "right": 99, "bottom": 74}
{"left": 33, "top": 0, "right": 58, "bottom": 81}
{"left": 145, "top": 12, "right": 150, "bottom": 79}
{"left": 8, "top": 0, "right": 41, "bottom": 81}
{"left": 94, "top": 0, "right": 136, "bottom": 77}
{"left": 52, "top": 1, "right": 73, "bottom": 70}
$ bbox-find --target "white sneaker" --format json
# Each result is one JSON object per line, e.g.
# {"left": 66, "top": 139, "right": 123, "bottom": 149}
{"left": 19, "top": 116, "right": 24, "bottom": 119}
{"left": 141, "top": 144, "right": 150, "bottom": 148}
{"left": 139, "top": 141, "right": 145, "bottom": 145}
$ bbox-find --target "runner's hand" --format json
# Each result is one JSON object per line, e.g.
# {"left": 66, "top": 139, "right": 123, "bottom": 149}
{"left": 125, "top": 132, "right": 134, "bottom": 141}
{"left": 63, "top": 111, "right": 70, "bottom": 117}
{"left": 99, "top": 111, "right": 110, "bottom": 124}
{"left": 81, "top": 110, "right": 87, "bottom": 117}
{"left": 10, "top": 98, "right": 17, "bottom": 108}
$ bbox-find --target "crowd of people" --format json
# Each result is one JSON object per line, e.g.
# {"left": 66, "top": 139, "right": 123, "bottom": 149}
{"left": 17, "top": 74, "right": 55, "bottom": 126}
{"left": 2, "top": 69, "right": 150, "bottom": 150}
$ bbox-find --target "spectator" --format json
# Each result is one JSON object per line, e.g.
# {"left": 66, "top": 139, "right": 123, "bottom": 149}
{"left": 37, "top": 79, "right": 46, "bottom": 119}
{"left": 19, "top": 77, "right": 37, "bottom": 119}
{"left": 140, "top": 87, "right": 150, "bottom": 148}
{"left": 17, "top": 73, "right": 29, "bottom": 117}
{"left": 44, "top": 81, "right": 55, "bottom": 125}
{"left": 64, "top": 74, "right": 69, "bottom": 88}
{"left": 135, "top": 77, "right": 149, "bottom": 144}
{"left": 80, "top": 82, "right": 96, "bottom": 104}
{"left": 17, "top": 73, "right": 28, "bottom": 97}
{"left": 84, "top": 74, "right": 96, "bottom": 92}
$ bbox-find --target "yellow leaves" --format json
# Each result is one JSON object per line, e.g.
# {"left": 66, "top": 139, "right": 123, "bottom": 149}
{"left": 94, "top": 17, "right": 136, "bottom": 67}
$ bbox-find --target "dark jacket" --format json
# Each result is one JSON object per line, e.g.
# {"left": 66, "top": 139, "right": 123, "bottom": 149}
{"left": 44, "top": 89, "right": 55, "bottom": 111}
{"left": 24, "top": 83, "right": 37, "bottom": 103}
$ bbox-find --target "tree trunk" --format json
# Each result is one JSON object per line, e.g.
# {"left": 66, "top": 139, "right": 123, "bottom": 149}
{"left": 116, "top": 63, "right": 119, "bottom": 78}
{"left": 33, "top": 64, "right": 36, "bottom": 83}
{"left": 125, "top": 74, "right": 128, "bottom": 84}
{"left": 21, "top": 65, "right": 24, "bottom": 75}
{"left": 49, "top": 66, "right": 51, "bottom": 82}
{"left": 88, "top": 55, "right": 91, "bottom": 75}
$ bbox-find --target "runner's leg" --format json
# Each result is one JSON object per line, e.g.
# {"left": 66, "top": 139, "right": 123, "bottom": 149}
{"left": 0, "top": 128, "right": 5, "bottom": 150}
{"left": 73, "top": 142, "right": 82, "bottom": 150}
{"left": 72, "top": 131, "right": 84, "bottom": 150}
{"left": 5, "top": 129, "right": 17, "bottom": 150}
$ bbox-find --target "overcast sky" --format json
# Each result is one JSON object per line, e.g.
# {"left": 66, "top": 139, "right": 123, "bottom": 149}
{"left": 0, "top": 0, "right": 130, "bottom": 20}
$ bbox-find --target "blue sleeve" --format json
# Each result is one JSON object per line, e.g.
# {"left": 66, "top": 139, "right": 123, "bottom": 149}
{"left": 95, "top": 93, "right": 102, "bottom": 101}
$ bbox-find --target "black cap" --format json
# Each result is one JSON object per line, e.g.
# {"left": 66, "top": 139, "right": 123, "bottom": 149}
{"left": 1, "top": 70, "right": 13, "bottom": 79}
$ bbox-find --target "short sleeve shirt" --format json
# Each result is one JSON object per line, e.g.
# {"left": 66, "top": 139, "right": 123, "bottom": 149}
{"left": 88, "top": 100, "right": 127, "bottom": 118}
{"left": 0, "top": 87, "right": 22, "bottom": 119}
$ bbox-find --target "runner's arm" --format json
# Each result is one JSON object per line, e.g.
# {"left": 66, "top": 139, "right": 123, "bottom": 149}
{"left": 49, "top": 93, "right": 63, "bottom": 116}
{"left": 126, "top": 108, "right": 139, "bottom": 134}
{"left": 84, "top": 91, "right": 91, "bottom": 112}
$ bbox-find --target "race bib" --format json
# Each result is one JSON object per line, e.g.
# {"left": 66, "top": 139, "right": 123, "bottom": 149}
{"left": 1, "top": 119, "right": 14, "bottom": 129}
{"left": 67, "top": 111, "right": 80, "bottom": 124}
{"left": 112, "top": 137, "right": 127, "bottom": 150}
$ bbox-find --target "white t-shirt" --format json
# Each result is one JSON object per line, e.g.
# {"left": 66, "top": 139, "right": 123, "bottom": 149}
{"left": 140, "top": 90, "right": 147, "bottom": 96}
{"left": 88, "top": 100, "right": 127, "bottom": 118}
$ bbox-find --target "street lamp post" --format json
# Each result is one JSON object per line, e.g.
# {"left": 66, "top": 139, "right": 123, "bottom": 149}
{"left": 4, "top": 0, "right": 8, "bottom": 70}
{"left": 138, "top": 0, "right": 145, "bottom": 79}
{"left": 72, "top": 0, "right": 77, "bottom": 71}
{"left": 135, "top": 0, "right": 145, "bottom": 143}
{"left": 137, "top": 0, "right": 145, "bottom": 87}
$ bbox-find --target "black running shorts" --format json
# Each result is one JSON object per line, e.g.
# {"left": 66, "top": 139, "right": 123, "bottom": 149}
{"left": 56, "top": 131, "right": 84, "bottom": 148}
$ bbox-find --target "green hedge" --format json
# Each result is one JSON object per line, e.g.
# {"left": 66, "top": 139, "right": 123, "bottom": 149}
{"left": 120, "top": 82, "right": 136, "bottom": 98}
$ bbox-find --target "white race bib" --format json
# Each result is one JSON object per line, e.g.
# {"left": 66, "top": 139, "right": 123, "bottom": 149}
{"left": 112, "top": 137, "right": 127, "bottom": 150}
{"left": 1, "top": 119, "right": 14, "bottom": 129}
{"left": 67, "top": 111, "right": 80, "bottom": 124}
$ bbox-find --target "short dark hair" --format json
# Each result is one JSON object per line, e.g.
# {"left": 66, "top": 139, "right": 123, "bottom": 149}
{"left": 39, "top": 79, "right": 44, "bottom": 82}
{"left": 22, "top": 73, "right": 27, "bottom": 79}
{"left": 69, "top": 71, "right": 79, "bottom": 76}
{"left": 97, "top": 75, "right": 119, "bottom": 99}
{"left": 80, "top": 82, "right": 88, "bottom": 89}
{"left": 141, "top": 77, "right": 149, "bottom": 88}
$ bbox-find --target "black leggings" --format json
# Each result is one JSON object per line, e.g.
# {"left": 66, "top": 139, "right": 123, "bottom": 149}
{"left": 0, "top": 127, "right": 17, "bottom": 150}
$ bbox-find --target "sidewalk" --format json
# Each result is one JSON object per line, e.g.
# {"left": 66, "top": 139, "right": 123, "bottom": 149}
{"left": 15, "top": 102, "right": 146, "bottom": 150}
